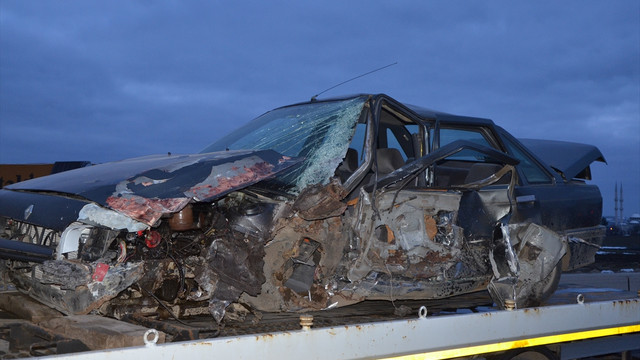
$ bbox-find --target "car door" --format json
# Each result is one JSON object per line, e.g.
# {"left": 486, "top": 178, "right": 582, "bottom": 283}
{"left": 496, "top": 130, "right": 605, "bottom": 270}
{"left": 343, "top": 102, "right": 518, "bottom": 300}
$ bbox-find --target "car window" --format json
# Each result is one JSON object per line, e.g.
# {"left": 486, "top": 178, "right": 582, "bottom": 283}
{"left": 387, "top": 124, "right": 421, "bottom": 161}
{"left": 437, "top": 128, "right": 494, "bottom": 161}
{"left": 349, "top": 123, "right": 367, "bottom": 166}
{"left": 201, "top": 97, "right": 368, "bottom": 193}
{"left": 379, "top": 107, "right": 421, "bottom": 157}
{"left": 501, "top": 136, "right": 552, "bottom": 184}
{"left": 386, "top": 129, "right": 407, "bottom": 160}
{"left": 429, "top": 127, "right": 514, "bottom": 187}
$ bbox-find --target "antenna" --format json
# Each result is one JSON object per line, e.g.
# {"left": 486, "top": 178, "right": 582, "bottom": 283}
{"left": 311, "top": 62, "right": 398, "bottom": 101}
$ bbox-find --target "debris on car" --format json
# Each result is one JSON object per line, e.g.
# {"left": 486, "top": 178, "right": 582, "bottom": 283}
{"left": 0, "top": 94, "right": 606, "bottom": 325}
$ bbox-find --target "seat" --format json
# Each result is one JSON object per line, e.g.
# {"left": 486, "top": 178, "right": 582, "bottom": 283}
{"left": 336, "top": 148, "right": 359, "bottom": 182}
{"left": 376, "top": 148, "right": 405, "bottom": 175}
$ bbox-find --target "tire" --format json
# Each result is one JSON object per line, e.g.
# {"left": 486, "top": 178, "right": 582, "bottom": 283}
{"left": 518, "top": 261, "right": 562, "bottom": 308}
{"left": 495, "top": 346, "right": 559, "bottom": 360}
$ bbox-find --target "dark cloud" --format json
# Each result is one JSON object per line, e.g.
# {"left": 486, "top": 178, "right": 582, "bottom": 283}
{"left": 1, "top": 0, "right": 638, "bottom": 215}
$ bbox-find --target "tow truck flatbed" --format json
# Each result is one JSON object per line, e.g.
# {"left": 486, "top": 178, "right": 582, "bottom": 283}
{"left": 0, "top": 272, "right": 638, "bottom": 359}
{"left": 56, "top": 298, "right": 638, "bottom": 360}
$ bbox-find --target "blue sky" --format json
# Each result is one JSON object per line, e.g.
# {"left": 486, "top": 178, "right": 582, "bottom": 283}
{"left": 1, "top": 1, "right": 639, "bottom": 216}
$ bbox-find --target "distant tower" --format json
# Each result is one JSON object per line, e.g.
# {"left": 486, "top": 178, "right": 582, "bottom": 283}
{"left": 620, "top": 183, "right": 624, "bottom": 222}
{"left": 614, "top": 183, "right": 619, "bottom": 224}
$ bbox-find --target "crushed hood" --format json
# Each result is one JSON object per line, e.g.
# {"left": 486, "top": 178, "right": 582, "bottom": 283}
{"left": 6, "top": 150, "right": 301, "bottom": 226}
{"left": 518, "top": 139, "right": 606, "bottom": 180}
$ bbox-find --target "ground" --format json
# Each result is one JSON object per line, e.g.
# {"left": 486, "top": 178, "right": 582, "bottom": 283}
{"left": 570, "top": 234, "right": 640, "bottom": 273}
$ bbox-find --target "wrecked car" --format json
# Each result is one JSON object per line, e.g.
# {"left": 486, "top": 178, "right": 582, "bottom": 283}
{"left": 0, "top": 94, "right": 606, "bottom": 323}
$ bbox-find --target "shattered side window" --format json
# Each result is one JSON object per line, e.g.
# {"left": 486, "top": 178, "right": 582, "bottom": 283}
{"left": 202, "top": 97, "right": 367, "bottom": 193}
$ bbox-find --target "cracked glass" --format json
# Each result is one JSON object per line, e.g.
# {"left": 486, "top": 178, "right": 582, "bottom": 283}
{"left": 202, "top": 96, "right": 368, "bottom": 193}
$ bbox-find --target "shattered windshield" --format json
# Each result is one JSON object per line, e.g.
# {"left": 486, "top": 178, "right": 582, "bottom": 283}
{"left": 202, "top": 96, "right": 368, "bottom": 193}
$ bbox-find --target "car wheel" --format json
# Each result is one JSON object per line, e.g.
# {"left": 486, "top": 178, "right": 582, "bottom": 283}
{"left": 492, "top": 346, "right": 559, "bottom": 360}
{"left": 519, "top": 261, "right": 562, "bottom": 308}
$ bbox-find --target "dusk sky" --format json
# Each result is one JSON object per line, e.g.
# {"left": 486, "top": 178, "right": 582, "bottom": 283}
{"left": 1, "top": 1, "right": 639, "bottom": 216}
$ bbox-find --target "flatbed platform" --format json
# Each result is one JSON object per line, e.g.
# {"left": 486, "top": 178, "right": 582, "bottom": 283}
{"left": 0, "top": 272, "right": 638, "bottom": 358}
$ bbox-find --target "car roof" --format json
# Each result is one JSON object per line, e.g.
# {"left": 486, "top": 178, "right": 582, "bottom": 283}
{"left": 405, "top": 103, "right": 495, "bottom": 126}
{"left": 292, "top": 93, "right": 496, "bottom": 127}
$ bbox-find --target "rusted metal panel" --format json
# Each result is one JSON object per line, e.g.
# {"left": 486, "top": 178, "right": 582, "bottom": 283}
{"left": 40, "top": 299, "right": 640, "bottom": 360}
{"left": 40, "top": 315, "right": 166, "bottom": 350}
